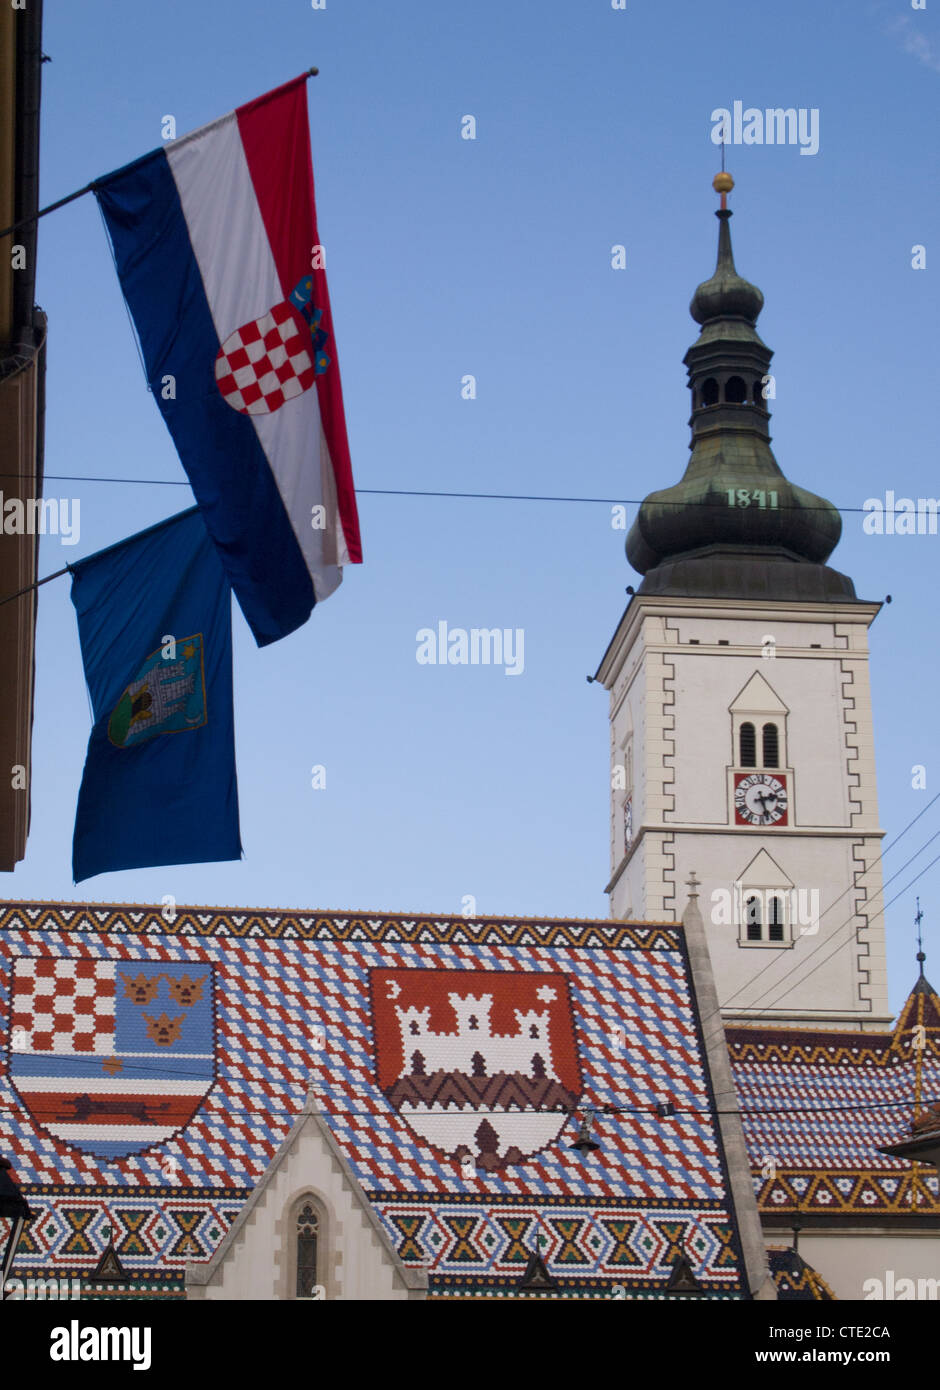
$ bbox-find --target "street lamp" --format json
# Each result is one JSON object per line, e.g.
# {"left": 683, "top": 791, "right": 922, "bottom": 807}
{"left": 0, "top": 1155, "right": 33, "bottom": 1299}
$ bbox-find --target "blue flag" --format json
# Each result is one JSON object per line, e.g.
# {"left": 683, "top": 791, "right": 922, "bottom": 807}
{"left": 71, "top": 508, "right": 241, "bottom": 882}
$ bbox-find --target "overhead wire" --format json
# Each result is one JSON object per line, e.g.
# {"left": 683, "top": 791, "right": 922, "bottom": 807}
{"left": 741, "top": 849, "right": 940, "bottom": 1017}
{"left": 718, "top": 792, "right": 940, "bottom": 1016}
{"left": 0, "top": 471, "right": 883, "bottom": 512}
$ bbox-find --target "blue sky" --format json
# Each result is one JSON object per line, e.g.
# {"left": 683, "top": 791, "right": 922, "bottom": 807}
{"left": 10, "top": 0, "right": 939, "bottom": 1013}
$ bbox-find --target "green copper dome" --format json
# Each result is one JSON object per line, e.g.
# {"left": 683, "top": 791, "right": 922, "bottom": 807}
{"left": 625, "top": 185, "right": 853, "bottom": 602}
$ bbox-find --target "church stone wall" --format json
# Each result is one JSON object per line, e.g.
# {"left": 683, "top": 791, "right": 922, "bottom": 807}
{"left": 187, "top": 1121, "right": 418, "bottom": 1301}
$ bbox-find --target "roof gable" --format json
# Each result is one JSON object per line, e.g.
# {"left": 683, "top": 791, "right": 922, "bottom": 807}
{"left": 729, "top": 671, "right": 789, "bottom": 716}
{"left": 186, "top": 1090, "right": 426, "bottom": 1299}
{"left": 738, "top": 849, "right": 792, "bottom": 886}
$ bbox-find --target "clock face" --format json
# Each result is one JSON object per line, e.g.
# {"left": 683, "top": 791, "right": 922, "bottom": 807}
{"left": 734, "top": 772, "right": 788, "bottom": 827}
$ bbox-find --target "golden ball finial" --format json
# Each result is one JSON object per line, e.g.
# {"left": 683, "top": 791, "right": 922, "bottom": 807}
{"left": 713, "top": 172, "right": 734, "bottom": 195}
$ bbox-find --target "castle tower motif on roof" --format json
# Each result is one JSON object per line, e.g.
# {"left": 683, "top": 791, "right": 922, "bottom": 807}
{"left": 595, "top": 174, "right": 890, "bottom": 1031}
{"left": 375, "top": 970, "right": 582, "bottom": 1172}
{"left": 395, "top": 992, "right": 560, "bottom": 1082}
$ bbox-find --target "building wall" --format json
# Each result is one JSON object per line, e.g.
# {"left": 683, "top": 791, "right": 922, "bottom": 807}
{"left": 0, "top": 0, "right": 43, "bottom": 873}
{"left": 770, "top": 1231, "right": 940, "bottom": 1302}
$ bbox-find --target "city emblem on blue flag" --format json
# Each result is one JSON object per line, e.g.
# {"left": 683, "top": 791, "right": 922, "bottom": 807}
{"left": 7, "top": 957, "right": 217, "bottom": 1160}
{"left": 108, "top": 634, "right": 207, "bottom": 748}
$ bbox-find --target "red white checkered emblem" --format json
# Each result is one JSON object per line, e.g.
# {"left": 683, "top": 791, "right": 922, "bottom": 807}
{"left": 214, "top": 301, "right": 316, "bottom": 416}
{"left": 10, "top": 957, "right": 115, "bottom": 1055}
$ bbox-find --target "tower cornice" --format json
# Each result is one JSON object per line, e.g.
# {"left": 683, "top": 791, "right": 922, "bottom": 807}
{"left": 594, "top": 593, "right": 883, "bottom": 690}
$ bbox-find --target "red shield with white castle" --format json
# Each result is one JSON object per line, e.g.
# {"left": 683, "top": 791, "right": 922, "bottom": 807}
{"left": 371, "top": 969, "right": 582, "bottom": 1172}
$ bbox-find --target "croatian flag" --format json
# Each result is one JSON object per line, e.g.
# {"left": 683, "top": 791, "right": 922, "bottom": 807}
{"left": 94, "top": 74, "right": 362, "bottom": 647}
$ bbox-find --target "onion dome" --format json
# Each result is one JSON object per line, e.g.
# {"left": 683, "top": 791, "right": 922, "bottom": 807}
{"left": 690, "top": 191, "right": 764, "bottom": 325}
{"left": 625, "top": 174, "right": 853, "bottom": 602}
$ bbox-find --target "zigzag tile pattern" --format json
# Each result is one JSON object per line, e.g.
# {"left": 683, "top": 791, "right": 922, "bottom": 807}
{"left": 371, "top": 1194, "right": 740, "bottom": 1289}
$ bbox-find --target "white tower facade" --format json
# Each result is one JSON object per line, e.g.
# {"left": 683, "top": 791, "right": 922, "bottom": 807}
{"left": 596, "top": 179, "right": 890, "bottom": 1029}
{"left": 596, "top": 595, "right": 889, "bottom": 1028}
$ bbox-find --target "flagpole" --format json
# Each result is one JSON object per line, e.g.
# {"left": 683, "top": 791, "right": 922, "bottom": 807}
{"left": 0, "top": 182, "right": 97, "bottom": 242}
{"left": 0, "top": 564, "right": 71, "bottom": 609}
{"left": 0, "top": 504, "right": 204, "bottom": 609}
{"left": 0, "top": 69, "right": 320, "bottom": 242}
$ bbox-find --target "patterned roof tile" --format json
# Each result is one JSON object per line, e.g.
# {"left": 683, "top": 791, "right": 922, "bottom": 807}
{"left": 0, "top": 902, "right": 749, "bottom": 1297}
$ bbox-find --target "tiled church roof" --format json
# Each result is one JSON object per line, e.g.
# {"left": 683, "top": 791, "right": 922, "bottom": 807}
{"left": 0, "top": 902, "right": 754, "bottom": 1299}
{"left": 727, "top": 977, "right": 940, "bottom": 1218}
{"left": 767, "top": 1247, "right": 836, "bottom": 1301}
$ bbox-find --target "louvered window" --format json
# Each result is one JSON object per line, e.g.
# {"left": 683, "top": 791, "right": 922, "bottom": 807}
{"left": 762, "top": 723, "right": 779, "bottom": 768}
{"left": 740, "top": 722, "right": 756, "bottom": 767}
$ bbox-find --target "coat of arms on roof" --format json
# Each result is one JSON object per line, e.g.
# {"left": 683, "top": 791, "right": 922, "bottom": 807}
{"left": 7, "top": 957, "right": 216, "bottom": 1160}
{"left": 370, "top": 968, "right": 583, "bottom": 1172}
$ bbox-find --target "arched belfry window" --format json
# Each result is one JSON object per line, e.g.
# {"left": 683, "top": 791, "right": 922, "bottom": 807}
{"left": 702, "top": 377, "right": 720, "bottom": 406}
{"left": 762, "top": 723, "right": 779, "bottom": 768}
{"left": 739, "top": 722, "right": 756, "bottom": 767}
{"left": 725, "top": 375, "right": 747, "bottom": 404}
{"left": 296, "top": 1202, "right": 320, "bottom": 1298}
{"left": 752, "top": 378, "right": 765, "bottom": 406}
{"left": 730, "top": 673, "right": 789, "bottom": 776}
{"left": 745, "top": 896, "right": 762, "bottom": 942}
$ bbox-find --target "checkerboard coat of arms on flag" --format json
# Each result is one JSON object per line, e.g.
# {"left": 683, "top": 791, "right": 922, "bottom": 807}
{"left": 7, "top": 959, "right": 216, "bottom": 1160}
{"left": 214, "top": 277, "right": 331, "bottom": 416}
{"left": 370, "top": 969, "right": 583, "bottom": 1172}
{"left": 94, "top": 73, "right": 362, "bottom": 647}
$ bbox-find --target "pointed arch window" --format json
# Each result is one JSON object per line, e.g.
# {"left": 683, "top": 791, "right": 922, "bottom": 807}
{"left": 745, "top": 895, "right": 762, "bottom": 942}
{"left": 739, "top": 722, "right": 756, "bottom": 767}
{"left": 762, "top": 723, "right": 779, "bottom": 768}
{"left": 738, "top": 882, "right": 792, "bottom": 947}
{"left": 296, "top": 1203, "right": 320, "bottom": 1298}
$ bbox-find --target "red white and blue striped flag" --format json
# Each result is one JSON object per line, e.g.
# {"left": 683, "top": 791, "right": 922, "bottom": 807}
{"left": 94, "top": 74, "right": 361, "bottom": 646}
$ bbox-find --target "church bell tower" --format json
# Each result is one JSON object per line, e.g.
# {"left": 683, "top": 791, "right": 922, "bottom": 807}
{"left": 595, "top": 173, "right": 890, "bottom": 1030}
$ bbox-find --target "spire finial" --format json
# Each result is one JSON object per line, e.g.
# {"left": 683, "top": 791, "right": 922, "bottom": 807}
{"left": 713, "top": 169, "right": 734, "bottom": 212}
{"left": 686, "top": 870, "right": 700, "bottom": 900}
{"left": 915, "top": 897, "right": 926, "bottom": 978}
